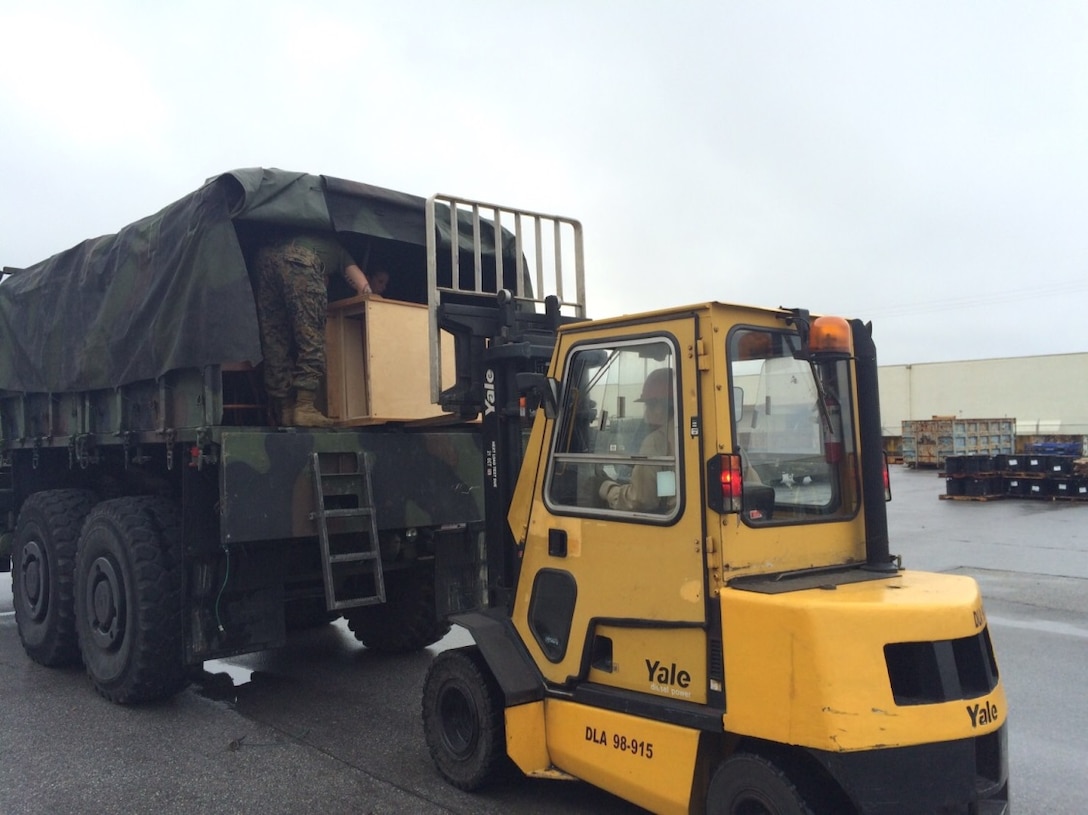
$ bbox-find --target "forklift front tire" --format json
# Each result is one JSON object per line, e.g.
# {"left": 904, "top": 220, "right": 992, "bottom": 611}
{"left": 421, "top": 646, "right": 507, "bottom": 791}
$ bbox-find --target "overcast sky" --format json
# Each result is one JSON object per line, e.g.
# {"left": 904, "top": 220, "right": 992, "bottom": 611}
{"left": 2, "top": 1, "right": 1086, "bottom": 366}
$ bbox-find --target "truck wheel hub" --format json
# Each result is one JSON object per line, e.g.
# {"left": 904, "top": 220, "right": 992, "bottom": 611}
{"left": 88, "top": 556, "right": 125, "bottom": 649}
{"left": 19, "top": 540, "right": 46, "bottom": 620}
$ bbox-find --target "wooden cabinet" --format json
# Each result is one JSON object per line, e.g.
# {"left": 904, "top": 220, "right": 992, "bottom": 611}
{"left": 325, "top": 296, "right": 453, "bottom": 425}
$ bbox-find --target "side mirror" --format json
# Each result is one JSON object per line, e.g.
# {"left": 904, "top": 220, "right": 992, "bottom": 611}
{"left": 515, "top": 372, "right": 559, "bottom": 420}
{"left": 732, "top": 386, "right": 744, "bottom": 421}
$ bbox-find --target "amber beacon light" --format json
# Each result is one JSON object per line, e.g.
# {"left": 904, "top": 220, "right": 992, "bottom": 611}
{"left": 807, "top": 315, "right": 853, "bottom": 357}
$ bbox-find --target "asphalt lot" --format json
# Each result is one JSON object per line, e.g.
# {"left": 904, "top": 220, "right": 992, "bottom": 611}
{"left": 1, "top": 464, "right": 1085, "bottom": 814}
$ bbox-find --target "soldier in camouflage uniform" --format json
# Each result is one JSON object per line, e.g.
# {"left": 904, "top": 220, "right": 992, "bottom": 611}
{"left": 254, "top": 232, "right": 367, "bottom": 427}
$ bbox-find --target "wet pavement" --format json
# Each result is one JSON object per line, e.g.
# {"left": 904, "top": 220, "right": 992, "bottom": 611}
{"left": 887, "top": 462, "right": 1088, "bottom": 580}
{"left": 0, "top": 465, "right": 1084, "bottom": 814}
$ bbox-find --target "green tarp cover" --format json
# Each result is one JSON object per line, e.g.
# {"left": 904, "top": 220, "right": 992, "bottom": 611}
{"left": 0, "top": 168, "right": 471, "bottom": 394}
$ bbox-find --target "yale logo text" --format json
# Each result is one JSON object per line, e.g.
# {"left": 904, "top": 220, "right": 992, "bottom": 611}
{"left": 966, "top": 701, "right": 998, "bottom": 728}
{"left": 645, "top": 659, "right": 690, "bottom": 688}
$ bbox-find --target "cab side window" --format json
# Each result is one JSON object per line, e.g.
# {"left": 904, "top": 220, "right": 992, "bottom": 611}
{"left": 545, "top": 339, "right": 680, "bottom": 520}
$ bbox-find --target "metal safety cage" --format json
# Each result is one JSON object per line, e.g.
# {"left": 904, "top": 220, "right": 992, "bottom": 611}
{"left": 425, "top": 194, "right": 586, "bottom": 409}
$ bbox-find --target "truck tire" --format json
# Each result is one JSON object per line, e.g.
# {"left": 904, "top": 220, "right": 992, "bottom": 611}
{"left": 12, "top": 489, "right": 98, "bottom": 667}
{"left": 707, "top": 754, "right": 816, "bottom": 815}
{"left": 74, "top": 496, "right": 188, "bottom": 704}
{"left": 344, "top": 565, "right": 451, "bottom": 653}
{"left": 422, "top": 646, "right": 507, "bottom": 790}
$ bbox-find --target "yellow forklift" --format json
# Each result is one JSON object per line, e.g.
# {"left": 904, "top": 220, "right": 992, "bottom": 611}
{"left": 421, "top": 196, "right": 1009, "bottom": 814}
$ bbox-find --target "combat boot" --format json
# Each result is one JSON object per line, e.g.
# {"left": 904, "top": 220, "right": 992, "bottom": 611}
{"left": 292, "top": 389, "right": 334, "bottom": 428}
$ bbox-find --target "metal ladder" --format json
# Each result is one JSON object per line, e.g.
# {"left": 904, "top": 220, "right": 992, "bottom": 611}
{"left": 309, "top": 451, "right": 386, "bottom": 611}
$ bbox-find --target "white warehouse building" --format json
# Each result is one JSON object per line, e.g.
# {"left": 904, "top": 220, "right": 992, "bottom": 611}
{"left": 878, "top": 352, "right": 1088, "bottom": 451}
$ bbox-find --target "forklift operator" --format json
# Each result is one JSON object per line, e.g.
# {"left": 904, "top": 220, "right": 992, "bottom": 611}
{"left": 598, "top": 367, "right": 675, "bottom": 513}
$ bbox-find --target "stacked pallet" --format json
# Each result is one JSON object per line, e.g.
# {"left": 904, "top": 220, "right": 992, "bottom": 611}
{"left": 941, "top": 453, "right": 1088, "bottom": 501}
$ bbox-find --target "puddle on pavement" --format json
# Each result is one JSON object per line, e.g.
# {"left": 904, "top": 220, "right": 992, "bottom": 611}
{"left": 206, "top": 658, "right": 255, "bottom": 685}
{"left": 196, "top": 658, "right": 259, "bottom": 701}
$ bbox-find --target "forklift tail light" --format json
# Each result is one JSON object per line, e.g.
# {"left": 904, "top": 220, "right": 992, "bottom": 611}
{"left": 706, "top": 454, "right": 743, "bottom": 514}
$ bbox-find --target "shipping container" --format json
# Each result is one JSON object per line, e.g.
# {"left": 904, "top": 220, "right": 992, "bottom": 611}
{"left": 902, "top": 417, "right": 1015, "bottom": 468}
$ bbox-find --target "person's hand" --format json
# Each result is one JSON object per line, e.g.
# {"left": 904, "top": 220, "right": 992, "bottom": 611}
{"left": 356, "top": 280, "right": 382, "bottom": 298}
{"left": 598, "top": 479, "right": 619, "bottom": 501}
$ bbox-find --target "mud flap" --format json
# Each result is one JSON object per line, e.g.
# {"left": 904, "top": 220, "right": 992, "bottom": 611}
{"left": 434, "top": 521, "right": 487, "bottom": 617}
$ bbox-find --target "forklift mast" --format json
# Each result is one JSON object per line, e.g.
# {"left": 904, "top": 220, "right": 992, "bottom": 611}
{"left": 426, "top": 195, "right": 586, "bottom": 610}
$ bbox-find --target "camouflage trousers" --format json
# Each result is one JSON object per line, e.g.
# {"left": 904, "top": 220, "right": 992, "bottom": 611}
{"left": 254, "top": 243, "right": 328, "bottom": 398}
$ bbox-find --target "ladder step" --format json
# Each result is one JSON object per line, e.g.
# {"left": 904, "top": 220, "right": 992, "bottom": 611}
{"left": 319, "top": 471, "right": 365, "bottom": 485}
{"left": 328, "top": 596, "right": 383, "bottom": 611}
{"left": 311, "top": 507, "right": 374, "bottom": 520}
{"left": 319, "top": 483, "right": 365, "bottom": 497}
{"left": 319, "top": 473, "right": 364, "bottom": 483}
{"left": 329, "top": 551, "right": 379, "bottom": 564}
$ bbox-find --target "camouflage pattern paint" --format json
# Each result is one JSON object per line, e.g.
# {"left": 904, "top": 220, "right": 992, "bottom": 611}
{"left": 219, "top": 428, "right": 483, "bottom": 544}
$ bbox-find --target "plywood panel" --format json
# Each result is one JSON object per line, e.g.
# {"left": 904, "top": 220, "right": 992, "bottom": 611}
{"left": 325, "top": 296, "right": 454, "bottom": 426}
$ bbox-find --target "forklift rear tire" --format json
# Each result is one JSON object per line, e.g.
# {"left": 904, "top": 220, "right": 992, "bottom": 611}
{"left": 421, "top": 646, "right": 507, "bottom": 791}
{"left": 707, "top": 753, "right": 816, "bottom": 815}
{"left": 75, "top": 496, "right": 188, "bottom": 704}
{"left": 12, "top": 489, "right": 98, "bottom": 667}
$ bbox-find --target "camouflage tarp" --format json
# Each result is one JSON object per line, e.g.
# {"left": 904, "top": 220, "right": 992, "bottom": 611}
{"left": 0, "top": 168, "right": 516, "bottom": 394}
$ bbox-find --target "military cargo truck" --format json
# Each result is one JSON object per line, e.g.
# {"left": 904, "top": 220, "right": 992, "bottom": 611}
{"left": 0, "top": 168, "right": 583, "bottom": 704}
